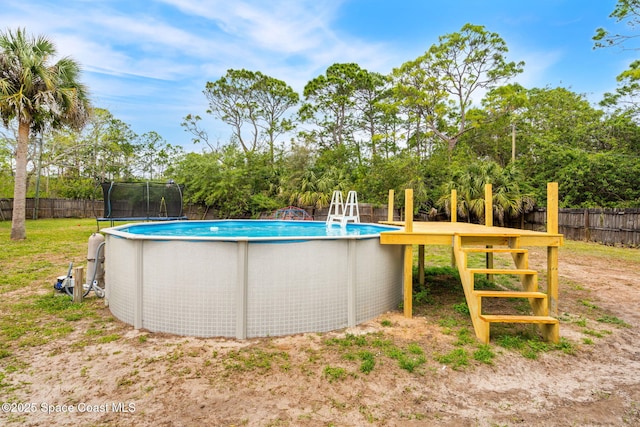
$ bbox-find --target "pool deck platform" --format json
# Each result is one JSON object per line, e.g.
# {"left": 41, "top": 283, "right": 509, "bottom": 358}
{"left": 379, "top": 184, "right": 563, "bottom": 344}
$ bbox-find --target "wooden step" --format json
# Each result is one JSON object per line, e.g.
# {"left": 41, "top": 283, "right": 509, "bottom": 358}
{"left": 479, "top": 314, "right": 558, "bottom": 324}
{"left": 469, "top": 268, "right": 537, "bottom": 276}
{"left": 474, "top": 290, "right": 547, "bottom": 299}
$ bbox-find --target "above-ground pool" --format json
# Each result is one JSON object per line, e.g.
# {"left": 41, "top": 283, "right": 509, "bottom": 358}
{"left": 102, "top": 220, "right": 403, "bottom": 339}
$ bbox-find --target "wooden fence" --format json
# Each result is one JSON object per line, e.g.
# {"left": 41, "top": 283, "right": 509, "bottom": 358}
{"left": 519, "top": 208, "right": 640, "bottom": 247}
{"left": 2, "top": 198, "right": 639, "bottom": 246}
{"left": 0, "top": 198, "right": 104, "bottom": 220}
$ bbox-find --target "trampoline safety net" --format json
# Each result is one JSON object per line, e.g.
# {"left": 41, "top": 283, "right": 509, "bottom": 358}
{"left": 99, "top": 181, "right": 187, "bottom": 221}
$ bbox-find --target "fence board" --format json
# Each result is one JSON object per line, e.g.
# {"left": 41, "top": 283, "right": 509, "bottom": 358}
{"left": 522, "top": 208, "right": 640, "bottom": 247}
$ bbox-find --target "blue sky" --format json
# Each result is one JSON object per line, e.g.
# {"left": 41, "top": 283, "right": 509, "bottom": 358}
{"left": 1, "top": 0, "right": 636, "bottom": 151}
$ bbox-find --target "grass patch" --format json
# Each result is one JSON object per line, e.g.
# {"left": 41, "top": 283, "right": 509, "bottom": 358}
{"left": 473, "top": 344, "right": 496, "bottom": 364}
{"left": 452, "top": 302, "right": 469, "bottom": 315}
{"left": 326, "top": 333, "right": 427, "bottom": 374}
{"left": 495, "top": 333, "right": 556, "bottom": 360}
{"left": 454, "top": 328, "right": 475, "bottom": 346}
{"left": 358, "top": 351, "right": 375, "bottom": 374}
{"left": 580, "top": 299, "right": 599, "bottom": 310}
{"left": 224, "top": 348, "right": 290, "bottom": 373}
{"left": 323, "top": 366, "right": 347, "bottom": 383}
{"left": 435, "top": 348, "right": 469, "bottom": 370}
{"left": 583, "top": 329, "right": 612, "bottom": 338}
{"left": 597, "top": 315, "right": 630, "bottom": 327}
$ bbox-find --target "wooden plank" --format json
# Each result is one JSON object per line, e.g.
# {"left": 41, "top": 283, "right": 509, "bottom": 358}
{"left": 418, "top": 244, "right": 425, "bottom": 286}
{"left": 461, "top": 248, "right": 527, "bottom": 254}
{"left": 474, "top": 290, "right": 547, "bottom": 299}
{"left": 484, "top": 183, "right": 494, "bottom": 282}
{"left": 403, "top": 245, "right": 413, "bottom": 318}
{"left": 469, "top": 268, "right": 537, "bottom": 275}
{"left": 404, "top": 188, "right": 413, "bottom": 233}
{"left": 479, "top": 314, "right": 558, "bottom": 324}
{"left": 547, "top": 246, "right": 559, "bottom": 317}
{"left": 547, "top": 182, "right": 559, "bottom": 234}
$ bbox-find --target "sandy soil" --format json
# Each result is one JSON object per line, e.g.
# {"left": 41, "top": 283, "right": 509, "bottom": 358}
{"left": 2, "top": 246, "right": 639, "bottom": 427}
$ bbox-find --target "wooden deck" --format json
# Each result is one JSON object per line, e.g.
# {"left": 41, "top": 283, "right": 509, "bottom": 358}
{"left": 380, "top": 221, "right": 563, "bottom": 247}
{"left": 378, "top": 184, "right": 563, "bottom": 343}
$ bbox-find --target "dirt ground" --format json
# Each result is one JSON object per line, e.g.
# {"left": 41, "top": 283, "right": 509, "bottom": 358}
{"left": 2, "top": 246, "right": 640, "bottom": 427}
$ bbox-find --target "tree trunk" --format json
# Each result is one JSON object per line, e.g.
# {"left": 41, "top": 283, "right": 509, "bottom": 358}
{"left": 10, "top": 121, "right": 29, "bottom": 240}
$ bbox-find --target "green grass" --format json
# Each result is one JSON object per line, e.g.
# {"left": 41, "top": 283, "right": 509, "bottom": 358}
{"left": 223, "top": 348, "right": 290, "bottom": 373}
{"left": 325, "top": 332, "right": 428, "bottom": 374}
{"left": 435, "top": 348, "right": 469, "bottom": 370}
{"left": 560, "top": 240, "right": 640, "bottom": 264}
{"left": 0, "top": 219, "right": 112, "bottom": 397}
{"left": 323, "top": 366, "right": 347, "bottom": 383}
{"left": 597, "top": 315, "right": 630, "bottom": 327}
{"left": 473, "top": 345, "right": 495, "bottom": 364}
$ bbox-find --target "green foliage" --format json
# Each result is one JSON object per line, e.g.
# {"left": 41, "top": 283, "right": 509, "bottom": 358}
{"left": 453, "top": 302, "right": 470, "bottom": 316}
{"left": 4, "top": 22, "right": 640, "bottom": 218}
{"left": 203, "top": 68, "right": 298, "bottom": 157}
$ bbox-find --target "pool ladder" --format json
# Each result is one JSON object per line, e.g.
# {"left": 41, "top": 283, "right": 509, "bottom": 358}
{"left": 326, "top": 190, "right": 360, "bottom": 227}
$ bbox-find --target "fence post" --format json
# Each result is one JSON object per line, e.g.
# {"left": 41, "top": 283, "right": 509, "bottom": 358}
{"left": 584, "top": 208, "right": 590, "bottom": 242}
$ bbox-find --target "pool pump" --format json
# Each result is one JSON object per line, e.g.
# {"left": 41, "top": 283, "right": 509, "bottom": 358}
{"left": 54, "top": 233, "right": 106, "bottom": 298}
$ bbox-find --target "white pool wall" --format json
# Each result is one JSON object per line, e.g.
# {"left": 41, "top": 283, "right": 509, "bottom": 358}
{"left": 104, "top": 223, "right": 403, "bottom": 338}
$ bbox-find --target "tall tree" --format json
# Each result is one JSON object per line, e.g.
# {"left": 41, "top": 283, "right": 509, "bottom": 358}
{"left": 393, "top": 24, "right": 523, "bottom": 153}
{"left": 300, "top": 63, "right": 363, "bottom": 149}
{"left": 200, "top": 69, "right": 298, "bottom": 158}
{"left": 0, "top": 28, "right": 90, "bottom": 239}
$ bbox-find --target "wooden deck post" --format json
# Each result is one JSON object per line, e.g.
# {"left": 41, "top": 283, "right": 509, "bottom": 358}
{"left": 450, "top": 189, "right": 457, "bottom": 223}
{"left": 387, "top": 189, "right": 394, "bottom": 222}
{"left": 418, "top": 245, "right": 425, "bottom": 286}
{"left": 547, "top": 182, "right": 559, "bottom": 317}
{"left": 404, "top": 188, "right": 413, "bottom": 317}
{"left": 485, "top": 184, "right": 494, "bottom": 281}
{"left": 450, "top": 189, "right": 457, "bottom": 268}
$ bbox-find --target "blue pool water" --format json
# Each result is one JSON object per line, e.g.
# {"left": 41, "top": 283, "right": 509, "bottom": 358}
{"left": 117, "top": 220, "right": 397, "bottom": 239}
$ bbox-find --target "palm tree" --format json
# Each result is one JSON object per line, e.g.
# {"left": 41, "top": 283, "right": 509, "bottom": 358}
{"left": 438, "top": 160, "right": 534, "bottom": 225}
{"left": 0, "top": 28, "right": 90, "bottom": 239}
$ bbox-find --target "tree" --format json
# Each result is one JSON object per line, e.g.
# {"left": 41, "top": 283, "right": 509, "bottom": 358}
{"left": 594, "top": 1, "right": 640, "bottom": 118}
{"left": 0, "top": 28, "right": 90, "bottom": 239}
{"left": 593, "top": 0, "right": 640, "bottom": 50}
{"left": 300, "top": 63, "right": 368, "bottom": 151}
{"left": 135, "top": 131, "right": 183, "bottom": 180}
{"left": 438, "top": 160, "right": 534, "bottom": 225}
{"left": 200, "top": 69, "right": 298, "bottom": 159}
{"left": 393, "top": 24, "right": 524, "bottom": 153}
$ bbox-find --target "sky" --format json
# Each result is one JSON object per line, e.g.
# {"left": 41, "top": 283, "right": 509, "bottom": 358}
{"left": 1, "top": 0, "right": 636, "bottom": 151}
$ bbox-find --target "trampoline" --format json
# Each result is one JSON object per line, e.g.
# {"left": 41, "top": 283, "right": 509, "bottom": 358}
{"left": 97, "top": 181, "right": 187, "bottom": 227}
